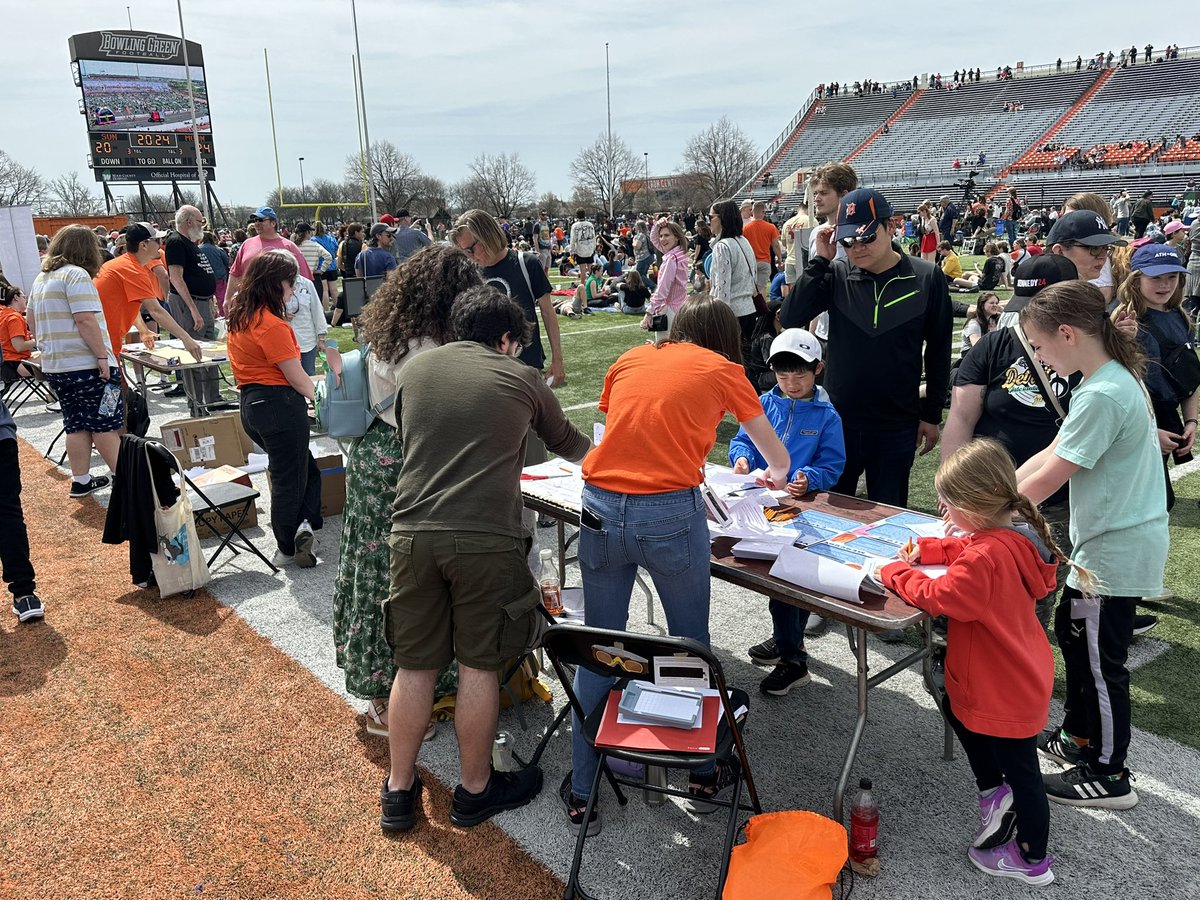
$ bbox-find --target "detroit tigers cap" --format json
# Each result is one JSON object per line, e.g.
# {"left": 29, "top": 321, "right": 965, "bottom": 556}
{"left": 835, "top": 188, "right": 894, "bottom": 242}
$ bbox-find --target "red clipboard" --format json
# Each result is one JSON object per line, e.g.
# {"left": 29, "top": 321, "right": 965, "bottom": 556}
{"left": 594, "top": 689, "right": 720, "bottom": 753}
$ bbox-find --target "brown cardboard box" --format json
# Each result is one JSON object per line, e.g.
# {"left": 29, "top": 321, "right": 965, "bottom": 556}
{"left": 161, "top": 414, "right": 251, "bottom": 470}
{"left": 315, "top": 453, "right": 346, "bottom": 517}
{"left": 188, "top": 465, "right": 259, "bottom": 537}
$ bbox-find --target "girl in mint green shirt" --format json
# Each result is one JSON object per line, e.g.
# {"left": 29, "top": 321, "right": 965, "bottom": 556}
{"left": 1014, "top": 280, "right": 1166, "bottom": 812}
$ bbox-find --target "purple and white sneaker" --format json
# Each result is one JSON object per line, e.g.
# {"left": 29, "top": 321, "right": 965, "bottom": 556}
{"left": 972, "top": 783, "right": 1016, "bottom": 849}
{"left": 968, "top": 839, "right": 1056, "bottom": 886}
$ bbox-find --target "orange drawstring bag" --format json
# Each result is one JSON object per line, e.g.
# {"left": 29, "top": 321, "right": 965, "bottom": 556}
{"left": 723, "top": 811, "right": 847, "bottom": 900}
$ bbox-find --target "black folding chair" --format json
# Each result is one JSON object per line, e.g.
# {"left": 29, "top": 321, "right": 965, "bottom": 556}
{"left": 182, "top": 472, "right": 279, "bottom": 574}
{"left": 0, "top": 367, "right": 54, "bottom": 415}
{"left": 542, "top": 625, "right": 761, "bottom": 900}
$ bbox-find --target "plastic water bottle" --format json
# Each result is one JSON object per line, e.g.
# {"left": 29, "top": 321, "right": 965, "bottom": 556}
{"left": 492, "top": 732, "right": 515, "bottom": 772}
{"left": 849, "top": 778, "right": 879, "bottom": 863}
{"left": 539, "top": 548, "right": 563, "bottom": 616}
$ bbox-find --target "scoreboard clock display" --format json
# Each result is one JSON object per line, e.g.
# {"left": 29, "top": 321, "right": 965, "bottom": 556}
{"left": 90, "top": 131, "right": 216, "bottom": 170}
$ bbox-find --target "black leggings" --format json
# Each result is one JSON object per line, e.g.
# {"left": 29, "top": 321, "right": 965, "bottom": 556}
{"left": 943, "top": 694, "right": 1049, "bottom": 860}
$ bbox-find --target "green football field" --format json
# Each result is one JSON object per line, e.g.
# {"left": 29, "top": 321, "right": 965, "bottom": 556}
{"left": 325, "top": 258, "right": 1200, "bottom": 753}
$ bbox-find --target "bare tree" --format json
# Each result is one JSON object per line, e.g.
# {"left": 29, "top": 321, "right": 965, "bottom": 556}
{"left": 569, "top": 133, "right": 640, "bottom": 219}
{"left": 681, "top": 117, "right": 758, "bottom": 204}
{"left": 463, "top": 153, "right": 536, "bottom": 218}
{"left": 46, "top": 171, "right": 103, "bottom": 217}
{"left": 0, "top": 151, "right": 46, "bottom": 208}
{"left": 343, "top": 140, "right": 444, "bottom": 217}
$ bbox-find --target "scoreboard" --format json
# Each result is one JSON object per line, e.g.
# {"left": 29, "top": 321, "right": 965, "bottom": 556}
{"left": 90, "top": 131, "right": 216, "bottom": 172}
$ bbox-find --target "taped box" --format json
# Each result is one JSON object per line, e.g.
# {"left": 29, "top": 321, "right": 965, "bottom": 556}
{"left": 161, "top": 414, "right": 252, "bottom": 470}
{"left": 188, "top": 465, "right": 259, "bottom": 537}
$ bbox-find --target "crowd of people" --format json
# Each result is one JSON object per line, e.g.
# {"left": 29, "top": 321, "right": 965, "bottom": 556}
{"left": 3, "top": 138, "right": 1199, "bottom": 892}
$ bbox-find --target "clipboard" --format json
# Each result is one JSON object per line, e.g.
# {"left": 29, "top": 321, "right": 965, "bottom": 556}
{"left": 595, "top": 689, "right": 720, "bottom": 753}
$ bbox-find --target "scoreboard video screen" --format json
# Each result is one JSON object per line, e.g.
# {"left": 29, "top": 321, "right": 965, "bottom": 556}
{"left": 69, "top": 31, "right": 217, "bottom": 183}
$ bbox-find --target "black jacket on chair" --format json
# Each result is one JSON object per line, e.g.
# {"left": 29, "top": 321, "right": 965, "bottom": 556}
{"left": 102, "top": 435, "right": 180, "bottom": 586}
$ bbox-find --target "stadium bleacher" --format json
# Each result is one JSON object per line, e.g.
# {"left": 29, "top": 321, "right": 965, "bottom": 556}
{"left": 739, "top": 51, "right": 1200, "bottom": 216}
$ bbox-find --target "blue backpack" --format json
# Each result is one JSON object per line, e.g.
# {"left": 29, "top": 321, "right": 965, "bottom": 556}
{"left": 315, "top": 345, "right": 393, "bottom": 439}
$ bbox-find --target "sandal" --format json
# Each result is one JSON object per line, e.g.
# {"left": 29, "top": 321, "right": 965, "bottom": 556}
{"left": 365, "top": 701, "right": 437, "bottom": 742}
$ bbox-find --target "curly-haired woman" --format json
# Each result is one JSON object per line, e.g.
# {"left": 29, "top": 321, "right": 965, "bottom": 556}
{"left": 333, "top": 243, "right": 482, "bottom": 740}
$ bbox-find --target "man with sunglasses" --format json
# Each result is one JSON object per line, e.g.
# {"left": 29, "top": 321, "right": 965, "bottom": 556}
{"left": 782, "top": 188, "right": 952, "bottom": 509}
{"left": 224, "top": 207, "right": 312, "bottom": 305}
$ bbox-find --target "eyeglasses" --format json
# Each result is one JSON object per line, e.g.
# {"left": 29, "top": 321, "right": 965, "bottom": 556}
{"left": 460, "top": 238, "right": 480, "bottom": 256}
{"left": 1063, "top": 242, "right": 1111, "bottom": 257}
{"left": 838, "top": 230, "right": 881, "bottom": 248}
{"left": 592, "top": 646, "right": 648, "bottom": 674}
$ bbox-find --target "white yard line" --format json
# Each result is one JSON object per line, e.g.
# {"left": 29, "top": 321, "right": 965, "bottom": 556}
{"left": 559, "top": 322, "right": 640, "bottom": 335}
{"left": 563, "top": 400, "right": 601, "bottom": 411}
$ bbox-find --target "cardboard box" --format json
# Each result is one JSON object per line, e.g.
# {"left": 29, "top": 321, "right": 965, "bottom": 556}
{"left": 187, "top": 465, "right": 259, "bottom": 538}
{"left": 315, "top": 453, "right": 346, "bottom": 517}
{"left": 161, "top": 413, "right": 251, "bottom": 470}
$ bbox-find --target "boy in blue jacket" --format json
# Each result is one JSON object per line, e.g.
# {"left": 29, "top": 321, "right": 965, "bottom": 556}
{"left": 729, "top": 329, "right": 846, "bottom": 695}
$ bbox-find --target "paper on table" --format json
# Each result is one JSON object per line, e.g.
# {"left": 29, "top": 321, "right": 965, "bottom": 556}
{"left": 709, "top": 497, "right": 798, "bottom": 540}
{"left": 769, "top": 544, "right": 873, "bottom": 604}
{"left": 523, "top": 459, "right": 580, "bottom": 478}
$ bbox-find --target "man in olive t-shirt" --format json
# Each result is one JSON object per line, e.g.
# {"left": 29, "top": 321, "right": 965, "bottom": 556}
{"left": 378, "top": 286, "right": 590, "bottom": 832}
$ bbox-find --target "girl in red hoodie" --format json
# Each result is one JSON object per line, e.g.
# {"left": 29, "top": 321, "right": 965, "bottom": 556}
{"left": 880, "top": 438, "right": 1093, "bottom": 888}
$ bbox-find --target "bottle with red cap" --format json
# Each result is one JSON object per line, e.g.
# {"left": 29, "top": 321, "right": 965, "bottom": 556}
{"left": 849, "top": 777, "right": 879, "bottom": 863}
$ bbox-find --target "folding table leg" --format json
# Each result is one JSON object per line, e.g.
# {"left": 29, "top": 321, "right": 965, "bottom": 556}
{"left": 834, "top": 627, "right": 870, "bottom": 823}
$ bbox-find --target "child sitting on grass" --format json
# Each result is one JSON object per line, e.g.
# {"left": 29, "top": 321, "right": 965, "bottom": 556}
{"left": 729, "top": 329, "right": 846, "bottom": 695}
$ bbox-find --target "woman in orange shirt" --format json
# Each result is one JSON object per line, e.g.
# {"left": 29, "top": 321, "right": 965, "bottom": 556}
{"left": 0, "top": 284, "right": 37, "bottom": 383}
{"left": 226, "top": 252, "right": 321, "bottom": 568}
{"left": 565, "top": 296, "right": 791, "bottom": 834}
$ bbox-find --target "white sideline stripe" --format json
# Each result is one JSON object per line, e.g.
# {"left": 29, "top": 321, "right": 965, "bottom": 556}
{"left": 559, "top": 322, "right": 639, "bottom": 335}
{"left": 564, "top": 400, "right": 601, "bottom": 411}
{"left": 1170, "top": 457, "right": 1200, "bottom": 482}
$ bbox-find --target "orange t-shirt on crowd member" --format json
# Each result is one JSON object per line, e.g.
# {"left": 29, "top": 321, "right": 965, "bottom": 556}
{"left": 94, "top": 253, "right": 159, "bottom": 358}
{"left": 0, "top": 306, "right": 33, "bottom": 361}
{"left": 582, "top": 342, "right": 764, "bottom": 495}
{"left": 743, "top": 219, "right": 780, "bottom": 263}
{"left": 227, "top": 309, "right": 299, "bottom": 387}
{"left": 554, "top": 226, "right": 564, "bottom": 243}
{"left": 147, "top": 249, "right": 168, "bottom": 299}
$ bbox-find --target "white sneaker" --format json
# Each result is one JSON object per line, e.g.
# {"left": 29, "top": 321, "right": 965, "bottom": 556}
{"left": 294, "top": 520, "right": 318, "bottom": 568}
{"left": 805, "top": 613, "right": 829, "bottom": 636}
{"left": 272, "top": 550, "right": 297, "bottom": 567}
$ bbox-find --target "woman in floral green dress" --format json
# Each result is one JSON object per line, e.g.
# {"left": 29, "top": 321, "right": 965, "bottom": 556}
{"left": 333, "top": 244, "right": 482, "bottom": 738}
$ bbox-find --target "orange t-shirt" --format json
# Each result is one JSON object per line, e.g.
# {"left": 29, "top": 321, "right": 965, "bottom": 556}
{"left": 0, "top": 306, "right": 33, "bottom": 362}
{"left": 227, "top": 309, "right": 299, "bottom": 387}
{"left": 582, "top": 342, "right": 764, "bottom": 495}
{"left": 94, "top": 253, "right": 158, "bottom": 358}
{"left": 743, "top": 220, "right": 780, "bottom": 262}
{"left": 147, "top": 249, "right": 168, "bottom": 299}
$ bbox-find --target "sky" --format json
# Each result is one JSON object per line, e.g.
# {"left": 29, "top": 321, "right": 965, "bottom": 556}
{"left": 5, "top": 1, "right": 1197, "bottom": 210}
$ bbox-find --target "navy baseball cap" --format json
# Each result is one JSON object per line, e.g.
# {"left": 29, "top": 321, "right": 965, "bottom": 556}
{"left": 253, "top": 206, "right": 278, "bottom": 221}
{"left": 1131, "top": 244, "right": 1187, "bottom": 277}
{"left": 1046, "top": 210, "right": 1124, "bottom": 247}
{"left": 835, "top": 189, "right": 894, "bottom": 241}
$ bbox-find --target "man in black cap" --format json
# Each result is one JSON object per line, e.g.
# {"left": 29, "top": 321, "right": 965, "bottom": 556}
{"left": 782, "top": 187, "right": 952, "bottom": 508}
{"left": 1044, "top": 209, "right": 1128, "bottom": 284}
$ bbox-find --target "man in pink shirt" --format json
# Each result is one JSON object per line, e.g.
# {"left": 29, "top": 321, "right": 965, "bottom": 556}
{"left": 225, "top": 207, "right": 312, "bottom": 302}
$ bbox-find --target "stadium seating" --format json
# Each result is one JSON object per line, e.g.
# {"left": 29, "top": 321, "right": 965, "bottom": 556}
{"left": 738, "top": 51, "right": 1200, "bottom": 215}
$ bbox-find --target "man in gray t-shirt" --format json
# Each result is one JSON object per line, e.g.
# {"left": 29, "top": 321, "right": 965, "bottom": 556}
{"left": 390, "top": 209, "right": 433, "bottom": 263}
{"left": 378, "top": 286, "right": 589, "bottom": 833}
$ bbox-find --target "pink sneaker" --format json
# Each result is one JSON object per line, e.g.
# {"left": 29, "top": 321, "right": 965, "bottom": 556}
{"left": 968, "top": 839, "right": 1055, "bottom": 886}
{"left": 972, "top": 783, "right": 1016, "bottom": 848}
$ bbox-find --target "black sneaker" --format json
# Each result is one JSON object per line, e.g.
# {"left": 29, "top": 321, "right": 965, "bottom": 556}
{"left": 12, "top": 594, "right": 45, "bottom": 623}
{"left": 748, "top": 637, "right": 780, "bottom": 665}
{"left": 686, "top": 756, "right": 741, "bottom": 815}
{"left": 379, "top": 771, "right": 423, "bottom": 832}
{"left": 1132, "top": 614, "right": 1158, "bottom": 636}
{"left": 449, "top": 766, "right": 543, "bottom": 828}
{"left": 559, "top": 771, "right": 601, "bottom": 837}
{"left": 69, "top": 475, "right": 111, "bottom": 499}
{"left": 1044, "top": 765, "right": 1138, "bottom": 810}
{"left": 760, "top": 661, "right": 810, "bottom": 696}
{"left": 1037, "top": 727, "right": 1084, "bottom": 767}
{"left": 163, "top": 384, "right": 187, "bottom": 397}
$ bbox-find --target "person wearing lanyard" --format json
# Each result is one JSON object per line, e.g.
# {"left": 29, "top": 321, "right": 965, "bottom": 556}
{"left": 226, "top": 252, "right": 322, "bottom": 568}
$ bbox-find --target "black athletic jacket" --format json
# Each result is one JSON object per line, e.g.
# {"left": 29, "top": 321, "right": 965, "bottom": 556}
{"left": 781, "top": 252, "right": 952, "bottom": 429}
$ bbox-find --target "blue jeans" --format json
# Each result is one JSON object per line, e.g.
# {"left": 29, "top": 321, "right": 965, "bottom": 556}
{"left": 299, "top": 347, "right": 318, "bottom": 376}
{"left": 1004, "top": 219, "right": 1017, "bottom": 244}
{"left": 769, "top": 599, "right": 809, "bottom": 663}
{"left": 570, "top": 484, "right": 713, "bottom": 798}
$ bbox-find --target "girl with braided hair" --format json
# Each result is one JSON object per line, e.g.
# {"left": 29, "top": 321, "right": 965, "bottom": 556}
{"left": 879, "top": 437, "right": 1087, "bottom": 886}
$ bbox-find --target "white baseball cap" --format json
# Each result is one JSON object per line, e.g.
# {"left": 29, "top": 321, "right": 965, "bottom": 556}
{"left": 768, "top": 328, "right": 822, "bottom": 365}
